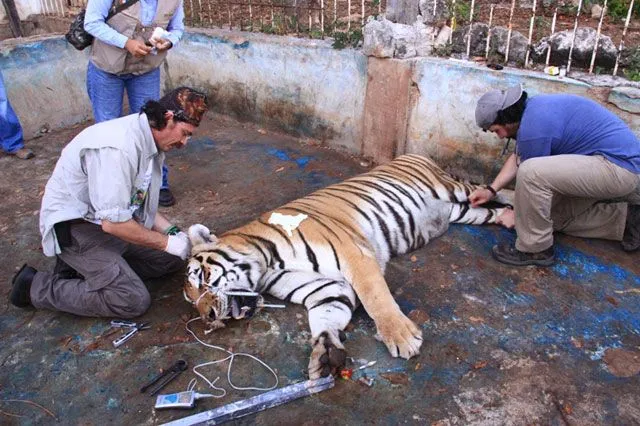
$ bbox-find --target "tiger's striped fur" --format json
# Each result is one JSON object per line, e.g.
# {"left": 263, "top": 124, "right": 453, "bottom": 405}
{"left": 185, "top": 154, "right": 511, "bottom": 379}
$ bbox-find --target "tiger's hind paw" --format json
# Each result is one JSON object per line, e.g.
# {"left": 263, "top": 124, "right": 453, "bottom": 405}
{"left": 308, "top": 330, "right": 347, "bottom": 380}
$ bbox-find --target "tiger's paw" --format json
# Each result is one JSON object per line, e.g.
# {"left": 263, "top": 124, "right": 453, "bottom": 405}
{"left": 308, "top": 330, "right": 347, "bottom": 379}
{"left": 374, "top": 312, "right": 423, "bottom": 359}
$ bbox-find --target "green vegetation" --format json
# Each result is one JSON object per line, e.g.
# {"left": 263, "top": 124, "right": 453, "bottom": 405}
{"left": 332, "top": 29, "right": 363, "bottom": 49}
{"left": 623, "top": 46, "right": 640, "bottom": 81}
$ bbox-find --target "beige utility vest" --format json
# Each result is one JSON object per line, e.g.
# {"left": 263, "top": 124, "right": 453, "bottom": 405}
{"left": 90, "top": 0, "right": 180, "bottom": 76}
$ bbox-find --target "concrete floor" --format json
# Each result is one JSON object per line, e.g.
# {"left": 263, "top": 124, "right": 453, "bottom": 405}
{"left": 1, "top": 114, "right": 640, "bottom": 425}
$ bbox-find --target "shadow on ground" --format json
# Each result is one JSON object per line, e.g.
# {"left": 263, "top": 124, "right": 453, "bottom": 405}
{"left": 1, "top": 114, "right": 639, "bottom": 425}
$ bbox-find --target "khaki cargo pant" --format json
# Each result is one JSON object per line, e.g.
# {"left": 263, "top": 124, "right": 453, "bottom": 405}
{"left": 514, "top": 154, "right": 640, "bottom": 253}
{"left": 30, "top": 221, "right": 185, "bottom": 318}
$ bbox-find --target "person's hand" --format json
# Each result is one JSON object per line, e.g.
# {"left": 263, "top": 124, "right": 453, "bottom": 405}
{"left": 496, "top": 209, "right": 516, "bottom": 229}
{"left": 154, "top": 39, "right": 172, "bottom": 52}
{"left": 469, "top": 187, "right": 494, "bottom": 208}
{"left": 165, "top": 231, "right": 191, "bottom": 260}
{"left": 125, "top": 39, "right": 152, "bottom": 58}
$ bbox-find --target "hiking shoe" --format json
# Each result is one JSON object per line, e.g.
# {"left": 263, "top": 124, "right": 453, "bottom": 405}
{"left": 621, "top": 204, "right": 640, "bottom": 252}
{"left": 492, "top": 243, "right": 555, "bottom": 267}
{"left": 159, "top": 188, "right": 176, "bottom": 207}
{"left": 10, "top": 264, "right": 37, "bottom": 307}
{"left": 9, "top": 148, "right": 35, "bottom": 160}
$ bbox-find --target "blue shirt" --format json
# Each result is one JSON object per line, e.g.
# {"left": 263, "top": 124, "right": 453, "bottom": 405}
{"left": 84, "top": 0, "right": 184, "bottom": 49}
{"left": 516, "top": 94, "right": 640, "bottom": 173}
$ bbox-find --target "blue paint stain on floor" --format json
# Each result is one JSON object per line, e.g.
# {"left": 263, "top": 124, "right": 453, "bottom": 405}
{"left": 266, "top": 148, "right": 312, "bottom": 168}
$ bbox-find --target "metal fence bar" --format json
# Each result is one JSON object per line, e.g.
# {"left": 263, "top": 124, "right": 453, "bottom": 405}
{"left": 449, "top": 0, "right": 456, "bottom": 43}
{"left": 321, "top": 0, "right": 324, "bottom": 37}
{"left": 614, "top": 0, "right": 635, "bottom": 75}
{"left": 485, "top": 3, "right": 494, "bottom": 59}
{"left": 333, "top": 0, "right": 337, "bottom": 31}
{"left": 361, "top": 0, "right": 364, "bottom": 25}
{"left": 504, "top": 0, "right": 516, "bottom": 63}
{"left": 545, "top": 7, "right": 557, "bottom": 66}
{"left": 589, "top": 0, "right": 607, "bottom": 73}
{"left": 347, "top": 0, "right": 351, "bottom": 31}
{"left": 466, "top": 0, "right": 475, "bottom": 58}
{"left": 432, "top": 0, "right": 436, "bottom": 16}
{"left": 566, "top": 0, "right": 583, "bottom": 73}
{"left": 524, "top": 0, "right": 537, "bottom": 67}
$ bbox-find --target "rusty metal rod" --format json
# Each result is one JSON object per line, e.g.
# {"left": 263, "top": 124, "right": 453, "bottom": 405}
{"left": 450, "top": 0, "right": 456, "bottom": 43}
{"left": 485, "top": 4, "right": 494, "bottom": 59}
{"left": 545, "top": 7, "right": 557, "bottom": 66}
{"left": 348, "top": 0, "right": 351, "bottom": 31}
{"left": 504, "top": 0, "right": 516, "bottom": 63}
{"left": 589, "top": 0, "right": 607, "bottom": 73}
{"left": 525, "top": 0, "right": 537, "bottom": 67}
{"left": 466, "top": 0, "right": 476, "bottom": 58}
{"left": 566, "top": 0, "right": 584, "bottom": 73}
{"left": 321, "top": 0, "right": 324, "bottom": 38}
{"left": 613, "top": 0, "right": 634, "bottom": 75}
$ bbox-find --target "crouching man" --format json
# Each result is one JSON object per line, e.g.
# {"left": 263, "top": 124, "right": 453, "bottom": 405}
{"left": 10, "top": 87, "right": 209, "bottom": 318}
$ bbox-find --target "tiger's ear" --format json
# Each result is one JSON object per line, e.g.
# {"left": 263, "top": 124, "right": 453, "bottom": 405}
{"left": 188, "top": 224, "right": 218, "bottom": 246}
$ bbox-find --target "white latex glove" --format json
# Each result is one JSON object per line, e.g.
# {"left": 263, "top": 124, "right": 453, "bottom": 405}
{"left": 165, "top": 231, "right": 191, "bottom": 260}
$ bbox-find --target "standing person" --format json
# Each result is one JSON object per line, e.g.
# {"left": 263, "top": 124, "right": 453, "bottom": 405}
{"left": 470, "top": 85, "right": 640, "bottom": 266}
{"left": 9, "top": 87, "right": 208, "bottom": 318}
{"left": 83, "top": 0, "right": 185, "bottom": 206}
{"left": 0, "top": 71, "right": 35, "bottom": 160}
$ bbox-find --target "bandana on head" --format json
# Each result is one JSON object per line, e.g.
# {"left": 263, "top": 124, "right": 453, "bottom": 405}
{"left": 160, "top": 87, "right": 209, "bottom": 126}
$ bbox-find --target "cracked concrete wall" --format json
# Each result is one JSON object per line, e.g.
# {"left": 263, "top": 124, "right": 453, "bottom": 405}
{"left": 1, "top": 31, "right": 639, "bottom": 177}
{"left": 166, "top": 30, "right": 368, "bottom": 152}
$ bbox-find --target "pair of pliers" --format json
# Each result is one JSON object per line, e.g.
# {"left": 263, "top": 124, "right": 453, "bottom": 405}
{"left": 111, "top": 320, "right": 151, "bottom": 348}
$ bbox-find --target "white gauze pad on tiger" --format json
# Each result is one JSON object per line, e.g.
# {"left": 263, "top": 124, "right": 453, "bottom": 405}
{"left": 268, "top": 212, "right": 308, "bottom": 236}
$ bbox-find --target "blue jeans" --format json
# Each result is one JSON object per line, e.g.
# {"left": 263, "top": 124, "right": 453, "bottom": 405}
{"left": 0, "top": 72, "right": 24, "bottom": 154}
{"left": 86, "top": 62, "right": 169, "bottom": 189}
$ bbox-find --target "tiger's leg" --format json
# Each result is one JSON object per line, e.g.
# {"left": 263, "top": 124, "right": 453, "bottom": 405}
{"left": 261, "top": 271, "right": 356, "bottom": 379}
{"left": 449, "top": 203, "right": 510, "bottom": 225}
{"left": 346, "top": 255, "right": 423, "bottom": 359}
{"left": 306, "top": 300, "right": 353, "bottom": 379}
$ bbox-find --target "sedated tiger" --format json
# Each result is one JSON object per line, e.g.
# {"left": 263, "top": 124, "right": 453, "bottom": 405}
{"left": 184, "top": 154, "right": 511, "bottom": 379}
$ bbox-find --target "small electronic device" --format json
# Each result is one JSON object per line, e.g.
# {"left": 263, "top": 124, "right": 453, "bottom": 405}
{"left": 154, "top": 391, "right": 213, "bottom": 410}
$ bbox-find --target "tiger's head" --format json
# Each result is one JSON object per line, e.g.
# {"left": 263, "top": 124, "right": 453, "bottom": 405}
{"left": 184, "top": 224, "right": 264, "bottom": 334}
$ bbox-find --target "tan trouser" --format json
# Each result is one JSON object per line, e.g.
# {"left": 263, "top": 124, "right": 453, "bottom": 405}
{"left": 31, "top": 222, "right": 185, "bottom": 318}
{"left": 514, "top": 155, "right": 640, "bottom": 253}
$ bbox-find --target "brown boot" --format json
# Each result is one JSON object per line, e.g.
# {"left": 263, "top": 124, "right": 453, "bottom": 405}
{"left": 621, "top": 204, "right": 640, "bottom": 252}
{"left": 10, "top": 148, "right": 35, "bottom": 160}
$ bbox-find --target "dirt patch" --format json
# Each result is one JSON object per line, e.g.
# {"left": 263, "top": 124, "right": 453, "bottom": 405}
{"left": 603, "top": 348, "right": 640, "bottom": 377}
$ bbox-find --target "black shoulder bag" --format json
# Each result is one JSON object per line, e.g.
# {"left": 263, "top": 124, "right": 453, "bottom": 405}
{"left": 65, "top": 0, "right": 141, "bottom": 51}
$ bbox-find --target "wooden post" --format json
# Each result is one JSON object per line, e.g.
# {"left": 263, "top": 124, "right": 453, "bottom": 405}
{"left": 1, "top": 0, "right": 23, "bottom": 38}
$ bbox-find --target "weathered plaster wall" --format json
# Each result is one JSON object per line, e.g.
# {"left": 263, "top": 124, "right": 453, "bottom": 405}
{"left": 0, "top": 0, "right": 42, "bottom": 21}
{"left": 0, "top": 36, "right": 91, "bottom": 138}
{"left": 402, "top": 58, "right": 640, "bottom": 180}
{"left": 166, "top": 30, "right": 368, "bottom": 152}
{"left": 1, "top": 29, "right": 639, "bottom": 178}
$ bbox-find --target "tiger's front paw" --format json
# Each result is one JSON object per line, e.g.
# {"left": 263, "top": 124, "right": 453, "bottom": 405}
{"left": 308, "top": 330, "right": 347, "bottom": 379}
{"left": 375, "top": 312, "right": 423, "bottom": 359}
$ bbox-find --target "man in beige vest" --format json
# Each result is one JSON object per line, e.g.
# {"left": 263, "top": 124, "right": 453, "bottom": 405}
{"left": 10, "top": 88, "right": 208, "bottom": 318}
{"left": 84, "top": 0, "right": 184, "bottom": 206}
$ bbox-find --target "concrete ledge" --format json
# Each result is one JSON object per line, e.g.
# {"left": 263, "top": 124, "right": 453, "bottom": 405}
{"left": 1, "top": 29, "right": 639, "bottom": 177}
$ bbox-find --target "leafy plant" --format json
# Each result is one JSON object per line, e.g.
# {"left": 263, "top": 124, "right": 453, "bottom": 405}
{"left": 432, "top": 42, "right": 453, "bottom": 57}
{"left": 623, "top": 46, "right": 640, "bottom": 81}
{"left": 607, "top": 0, "right": 640, "bottom": 20}
{"left": 332, "top": 29, "right": 363, "bottom": 49}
